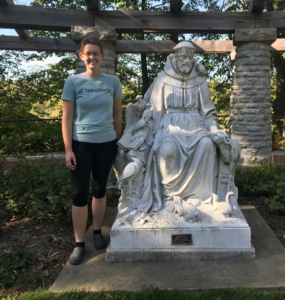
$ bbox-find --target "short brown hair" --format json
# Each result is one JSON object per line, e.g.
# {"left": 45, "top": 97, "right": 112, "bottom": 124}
{"left": 80, "top": 38, "right": 104, "bottom": 53}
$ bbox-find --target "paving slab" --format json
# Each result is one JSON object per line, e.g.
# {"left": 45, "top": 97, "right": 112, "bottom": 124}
{"left": 52, "top": 206, "right": 285, "bottom": 292}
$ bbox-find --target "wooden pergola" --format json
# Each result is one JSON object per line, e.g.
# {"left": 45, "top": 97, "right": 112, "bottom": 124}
{"left": 0, "top": 0, "right": 285, "bottom": 54}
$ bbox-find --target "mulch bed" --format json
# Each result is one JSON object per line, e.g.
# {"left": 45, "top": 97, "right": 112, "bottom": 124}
{"left": 0, "top": 189, "right": 120, "bottom": 297}
{"left": 0, "top": 190, "right": 284, "bottom": 297}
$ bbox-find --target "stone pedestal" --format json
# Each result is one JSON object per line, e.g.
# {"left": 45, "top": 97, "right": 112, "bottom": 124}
{"left": 71, "top": 26, "right": 117, "bottom": 75}
{"left": 106, "top": 203, "right": 255, "bottom": 262}
{"left": 230, "top": 28, "right": 277, "bottom": 166}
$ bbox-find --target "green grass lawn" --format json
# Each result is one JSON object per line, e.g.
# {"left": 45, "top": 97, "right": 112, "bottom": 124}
{"left": 4, "top": 288, "right": 284, "bottom": 300}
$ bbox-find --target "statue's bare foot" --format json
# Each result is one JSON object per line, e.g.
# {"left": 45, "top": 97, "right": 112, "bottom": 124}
{"left": 166, "top": 203, "right": 175, "bottom": 213}
{"left": 187, "top": 198, "right": 201, "bottom": 207}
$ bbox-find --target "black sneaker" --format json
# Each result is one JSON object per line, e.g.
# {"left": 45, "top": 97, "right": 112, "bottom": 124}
{"left": 69, "top": 247, "right": 85, "bottom": 265}
{"left": 93, "top": 234, "right": 107, "bottom": 250}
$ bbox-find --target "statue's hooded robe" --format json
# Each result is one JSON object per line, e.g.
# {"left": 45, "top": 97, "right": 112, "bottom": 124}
{"left": 133, "top": 55, "right": 220, "bottom": 213}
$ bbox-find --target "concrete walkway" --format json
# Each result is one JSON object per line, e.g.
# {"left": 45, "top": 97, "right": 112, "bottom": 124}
{"left": 52, "top": 206, "right": 285, "bottom": 292}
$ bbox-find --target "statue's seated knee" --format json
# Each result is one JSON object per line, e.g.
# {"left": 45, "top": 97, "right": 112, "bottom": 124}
{"left": 198, "top": 137, "right": 213, "bottom": 150}
{"left": 158, "top": 141, "right": 177, "bottom": 161}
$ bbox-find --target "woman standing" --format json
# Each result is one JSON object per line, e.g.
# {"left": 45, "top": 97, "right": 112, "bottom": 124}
{"left": 61, "top": 38, "right": 122, "bottom": 265}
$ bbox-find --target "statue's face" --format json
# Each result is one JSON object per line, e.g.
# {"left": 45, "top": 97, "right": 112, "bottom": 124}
{"left": 175, "top": 47, "right": 195, "bottom": 75}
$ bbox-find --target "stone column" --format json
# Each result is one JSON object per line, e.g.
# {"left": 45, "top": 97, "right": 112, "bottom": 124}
{"left": 71, "top": 26, "right": 117, "bottom": 75}
{"left": 229, "top": 28, "right": 277, "bottom": 166}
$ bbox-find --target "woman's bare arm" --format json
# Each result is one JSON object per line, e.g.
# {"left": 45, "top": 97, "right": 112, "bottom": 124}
{"left": 113, "top": 97, "right": 122, "bottom": 140}
{"left": 62, "top": 100, "right": 76, "bottom": 170}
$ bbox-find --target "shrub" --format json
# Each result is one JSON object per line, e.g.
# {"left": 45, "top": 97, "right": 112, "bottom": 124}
{"left": 262, "top": 173, "right": 285, "bottom": 212}
{"left": 0, "top": 158, "right": 81, "bottom": 220}
{"left": 235, "top": 159, "right": 285, "bottom": 213}
{"left": 235, "top": 159, "right": 285, "bottom": 196}
{"left": 0, "top": 121, "right": 64, "bottom": 157}
{"left": 0, "top": 251, "right": 34, "bottom": 288}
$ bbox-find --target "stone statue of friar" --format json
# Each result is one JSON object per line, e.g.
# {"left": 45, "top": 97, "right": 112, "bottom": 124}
{"left": 114, "top": 41, "right": 240, "bottom": 222}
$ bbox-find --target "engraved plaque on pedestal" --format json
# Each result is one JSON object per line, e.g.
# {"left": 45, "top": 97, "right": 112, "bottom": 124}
{"left": 171, "top": 234, "right": 193, "bottom": 246}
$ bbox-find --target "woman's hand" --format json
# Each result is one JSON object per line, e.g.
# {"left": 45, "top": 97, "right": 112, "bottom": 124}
{"left": 62, "top": 100, "right": 75, "bottom": 168}
{"left": 113, "top": 97, "right": 122, "bottom": 141}
{"left": 65, "top": 150, "right": 77, "bottom": 170}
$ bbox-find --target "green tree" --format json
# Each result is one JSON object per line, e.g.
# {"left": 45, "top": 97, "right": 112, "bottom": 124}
{"left": 0, "top": 51, "right": 36, "bottom": 119}
{"left": 0, "top": 51, "right": 74, "bottom": 156}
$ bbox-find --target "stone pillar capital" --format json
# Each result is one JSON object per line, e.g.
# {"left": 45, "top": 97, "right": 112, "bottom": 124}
{"left": 233, "top": 28, "right": 277, "bottom": 46}
{"left": 71, "top": 26, "right": 117, "bottom": 46}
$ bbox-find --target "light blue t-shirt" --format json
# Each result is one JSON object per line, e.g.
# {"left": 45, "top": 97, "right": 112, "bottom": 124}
{"left": 61, "top": 73, "right": 122, "bottom": 143}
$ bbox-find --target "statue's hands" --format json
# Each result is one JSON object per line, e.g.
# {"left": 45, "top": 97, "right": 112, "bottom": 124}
{"left": 209, "top": 130, "right": 231, "bottom": 163}
{"left": 208, "top": 131, "right": 225, "bottom": 145}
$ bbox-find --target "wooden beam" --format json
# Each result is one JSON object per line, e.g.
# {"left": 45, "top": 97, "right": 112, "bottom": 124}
{"left": 0, "top": 5, "right": 93, "bottom": 32}
{"left": 170, "top": 0, "right": 182, "bottom": 13}
{"left": 0, "top": 37, "right": 234, "bottom": 53}
{"left": 1, "top": 36, "right": 285, "bottom": 54}
{"left": 171, "top": 33, "right": 179, "bottom": 43}
{"left": 85, "top": 0, "right": 100, "bottom": 11}
{"left": 0, "top": 36, "right": 78, "bottom": 52}
{"left": 270, "top": 39, "right": 285, "bottom": 52}
{"left": 94, "top": 11, "right": 256, "bottom": 34}
{"left": 0, "top": 6, "right": 257, "bottom": 34}
{"left": 256, "top": 11, "right": 285, "bottom": 33}
{"left": 116, "top": 40, "right": 177, "bottom": 53}
{"left": 116, "top": 40, "right": 237, "bottom": 54}
{"left": 170, "top": 0, "right": 182, "bottom": 43}
{"left": 0, "top": 0, "right": 14, "bottom": 5}
{"left": 14, "top": 29, "right": 30, "bottom": 37}
{"left": 248, "top": 0, "right": 265, "bottom": 13}
{"left": 191, "top": 40, "right": 235, "bottom": 54}
{"left": 0, "top": 37, "right": 236, "bottom": 54}
{"left": 0, "top": 0, "right": 30, "bottom": 37}
{"left": 1, "top": 6, "right": 285, "bottom": 34}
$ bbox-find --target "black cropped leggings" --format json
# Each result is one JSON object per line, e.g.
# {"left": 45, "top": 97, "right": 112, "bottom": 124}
{"left": 70, "top": 139, "right": 118, "bottom": 207}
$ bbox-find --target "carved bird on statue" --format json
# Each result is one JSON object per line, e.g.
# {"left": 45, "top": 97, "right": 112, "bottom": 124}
{"left": 213, "top": 192, "right": 234, "bottom": 218}
{"left": 173, "top": 196, "right": 200, "bottom": 223}
{"left": 117, "top": 150, "right": 142, "bottom": 199}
